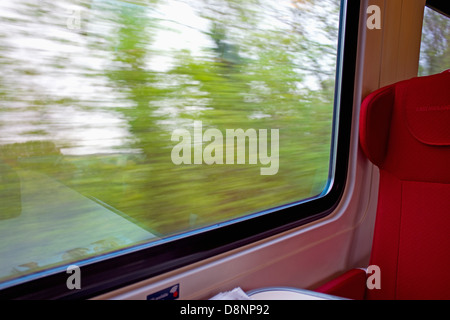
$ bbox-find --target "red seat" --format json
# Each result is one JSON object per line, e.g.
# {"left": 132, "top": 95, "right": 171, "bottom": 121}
{"left": 316, "top": 70, "right": 450, "bottom": 300}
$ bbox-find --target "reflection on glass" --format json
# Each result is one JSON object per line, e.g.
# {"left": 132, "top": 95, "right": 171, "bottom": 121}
{"left": 0, "top": 0, "right": 340, "bottom": 285}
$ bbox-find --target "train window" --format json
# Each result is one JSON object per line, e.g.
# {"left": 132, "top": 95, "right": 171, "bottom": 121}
{"left": 0, "top": 0, "right": 359, "bottom": 298}
{"left": 419, "top": 5, "right": 450, "bottom": 76}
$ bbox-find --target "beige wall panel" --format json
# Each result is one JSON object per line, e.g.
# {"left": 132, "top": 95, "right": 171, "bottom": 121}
{"left": 362, "top": 0, "right": 385, "bottom": 97}
{"left": 363, "top": 0, "right": 426, "bottom": 93}
{"left": 397, "top": 0, "right": 426, "bottom": 80}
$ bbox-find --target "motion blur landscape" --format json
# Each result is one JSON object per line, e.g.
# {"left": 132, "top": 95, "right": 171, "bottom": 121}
{"left": 0, "top": 0, "right": 447, "bottom": 283}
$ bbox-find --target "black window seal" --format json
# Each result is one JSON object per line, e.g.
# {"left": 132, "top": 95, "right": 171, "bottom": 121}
{"left": 0, "top": 0, "right": 361, "bottom": 300}
{"left": 426, "top": 0, "right": 450, "bottom": 17}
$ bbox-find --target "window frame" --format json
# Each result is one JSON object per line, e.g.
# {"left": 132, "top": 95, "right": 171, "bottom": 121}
{"left": 0, "top": 0, "right": 361, "bottom": 299}
{"left": 426, "top": 0, "right": 450, "bottom": 18}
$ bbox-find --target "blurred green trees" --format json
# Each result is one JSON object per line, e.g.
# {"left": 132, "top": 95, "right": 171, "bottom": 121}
{"left": 419, "top": 6, "right": 450, "bottom": 76}
{"left": 0, "top": 0, "right": 340, "bottom": 236}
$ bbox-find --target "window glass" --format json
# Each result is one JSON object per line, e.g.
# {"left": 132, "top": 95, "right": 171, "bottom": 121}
{"left": 0, "top": 0, "right": 341, "bottom": 286}
{"left": 419, "top": 6, "right": 450, "bottom": 76}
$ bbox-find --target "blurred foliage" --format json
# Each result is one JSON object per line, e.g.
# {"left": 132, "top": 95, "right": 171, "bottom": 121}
{"left": 419, "top": 7, "right": 450, "bottom": 76}
{"left": 0, "top": 0, "right": 341, "bottom": 278}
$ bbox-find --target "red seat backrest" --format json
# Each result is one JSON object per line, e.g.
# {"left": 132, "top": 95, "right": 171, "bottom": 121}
{"left": 359, "top": 70, "right": 450, "bottom": 300}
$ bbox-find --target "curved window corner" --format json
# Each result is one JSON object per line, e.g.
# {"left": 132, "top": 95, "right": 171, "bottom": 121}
{"left": 0, "top": 0, "right": 359, "bottom": 299}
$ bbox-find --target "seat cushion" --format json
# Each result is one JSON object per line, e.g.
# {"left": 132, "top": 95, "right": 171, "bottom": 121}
{"left": 360, "top": 70, "right": 450, "bottom": 183}
{"left": 366, "top": 175, "right": 450, "bottom": 300}
{"left": 360, "top": 70, "right": 450, "bottom": 300}
{"left": 315, "top": 269, "right": 367, "bottom": 300}
{"left": 319, "top": 70, "right": 450, "bottom": 300}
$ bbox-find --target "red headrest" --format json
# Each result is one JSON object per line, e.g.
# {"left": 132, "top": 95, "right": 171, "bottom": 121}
{"left": 359, "top": 70, "right": 450, "bottom": 183}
